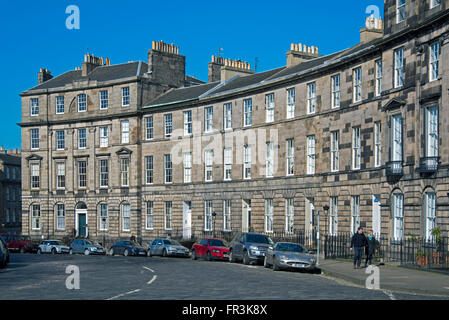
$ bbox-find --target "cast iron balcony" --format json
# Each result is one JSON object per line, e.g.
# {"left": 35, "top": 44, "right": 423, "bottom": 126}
{"left": 419, "top": 157, "right": 439, "bottom": 173}
{"left": 386, "top": 161, "right": 403, "bottom": 176}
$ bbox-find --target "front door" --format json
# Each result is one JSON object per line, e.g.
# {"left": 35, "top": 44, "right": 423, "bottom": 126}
{"left": 77, "top": 211, "right": 87, "bottom": 237}
{"left": 372, "top": 195, "right": 381, "bottom": 238}
{"left": 183, "top": 201, "right": 192, "bottom": 239}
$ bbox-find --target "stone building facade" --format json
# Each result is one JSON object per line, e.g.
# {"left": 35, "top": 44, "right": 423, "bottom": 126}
{"left": 0, "top": 149, "right": 22, "bottom": 234}
{"left": 20, "top": 1, "right": 449, "bottom": 243}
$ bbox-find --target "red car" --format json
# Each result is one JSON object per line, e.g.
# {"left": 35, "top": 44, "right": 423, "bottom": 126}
{"left": 0, "top": 234, "right": 37, "bottom": 253}
{"left": 191, "top": 238, "right": 230, "bottom": 261}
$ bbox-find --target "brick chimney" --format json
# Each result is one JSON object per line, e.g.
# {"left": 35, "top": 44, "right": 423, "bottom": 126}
{"left": 360, "top": 16, "right": 383, "bottom": 43}
{"left": 38, "top": 68, "right": 53, "bottom": 85}
{"left": 82, "top": 53, "right": 110, "bottom": 77}
{"left": 148, "top": 41, "right": 185, "bottom": 88}
{"left": 208, "top": 55, "right": 254, "bottom": 83}
{"left": 286, "top": 43, "right": 321, "bottom": 68}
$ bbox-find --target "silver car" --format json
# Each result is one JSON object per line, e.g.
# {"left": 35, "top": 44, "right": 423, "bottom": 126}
{"left": 147, "top": 239, "right": 190, "bottom": 257}
{"left": 264, "top": 242, "right": 317, "bottom": 272}
{"left": 37, "top": 240, "right": 70, "bottom": 255}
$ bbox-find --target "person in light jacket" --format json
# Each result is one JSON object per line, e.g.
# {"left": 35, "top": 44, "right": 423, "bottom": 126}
{"left": 364, "top": 230, "right": 378, "bottom": 267}
{"left": 350, "top": 227, "right": 368, "bottom": 269}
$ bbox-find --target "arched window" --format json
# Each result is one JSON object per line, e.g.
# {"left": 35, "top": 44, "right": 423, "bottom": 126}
{"left": 424, "top": 192, "right": 436, "bottom": 241}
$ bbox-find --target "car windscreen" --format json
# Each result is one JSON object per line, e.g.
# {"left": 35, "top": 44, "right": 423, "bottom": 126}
{"left": 49, "top": 241, "right": 62, "bottom": 246}
{"left": 19, "top": 236, "right": 31, "bottom": 241}
{"left": 164, "top": 240, "right": 181, "bottom": 246}
{"left": 208, "top": 239, "right": 226, "bottom": 247}
{"left": 246, "top": 234, "right": 274, "bottom": 245}
{"left": 276, "top": 243, "right": 304, "bottom": 253}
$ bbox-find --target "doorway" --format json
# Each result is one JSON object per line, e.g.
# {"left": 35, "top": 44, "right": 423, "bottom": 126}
{"left": 372, "top": 195, "right": 381, "bottom": 237}
{"left": 242, "top": 200, "right": 251, "bottom": 232}
{"left": 75, "top": 202, "right": 88, "bottom": 238}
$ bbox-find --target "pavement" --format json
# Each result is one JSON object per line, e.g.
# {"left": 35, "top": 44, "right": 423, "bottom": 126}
{"left": 319, "top": 259, "right": 449, "bottom": 297}
{"left": 0, "top": 253, "right": 447, "bottom": 300}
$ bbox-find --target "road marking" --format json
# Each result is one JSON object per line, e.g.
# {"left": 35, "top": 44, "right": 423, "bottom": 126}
{"left": 147, "top": 275, "right": 157, "bottom": 285}
{"left": 107, "top": 289, "right": 141, "bottom": 300}
{"left": 382, "top": 290, "right": 396, "bottom": 300}
{"left": 444, "top": 287, "right": 449, "bottom": 290}
{"left": 143, "top": 266, "right": 155, "bottom": 273}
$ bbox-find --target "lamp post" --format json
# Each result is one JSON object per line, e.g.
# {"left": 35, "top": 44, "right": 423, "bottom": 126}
{"left": 212, "top": 212, "right": 217, "bottom": 237}
{"left": 323, "top": 205, "right": 329, "bottom": 236}
{"left": 316, "top": 210, "right": 320, "bottom": 266}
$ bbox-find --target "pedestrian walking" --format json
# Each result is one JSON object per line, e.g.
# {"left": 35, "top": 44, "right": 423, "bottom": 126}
{"left": 350, "top": 227, "right": 367, "bottom": 269}
{"left": 364, "top": 230, "right": 378, "bottom": 267}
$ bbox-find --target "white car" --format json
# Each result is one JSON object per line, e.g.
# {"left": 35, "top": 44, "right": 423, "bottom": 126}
{"left": 37, "top": 240, "right": 70, "bottom": 255}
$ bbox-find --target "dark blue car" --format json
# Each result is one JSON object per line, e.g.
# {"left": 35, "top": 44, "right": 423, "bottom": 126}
{"left": 108, "top": 241, "right": 147, "bottom": 257}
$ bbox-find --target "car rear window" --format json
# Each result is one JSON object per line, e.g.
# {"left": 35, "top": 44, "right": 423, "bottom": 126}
{"left": 246, "top": 234, "right": 274, "bottom": 245}
{"left": 208, "top": 239, "right": 226, "bottom": 247}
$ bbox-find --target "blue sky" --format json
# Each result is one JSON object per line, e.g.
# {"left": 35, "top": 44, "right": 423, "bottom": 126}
{"left": 0, "top": 0, "right": 384, "bottom": 150}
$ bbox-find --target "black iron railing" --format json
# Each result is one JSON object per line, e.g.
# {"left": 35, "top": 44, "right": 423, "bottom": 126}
{"left": 419, "top": 157, "right": 439, "bottom": 173}
{"left": 386, "top": 161, "right": 403, "bottom": 176}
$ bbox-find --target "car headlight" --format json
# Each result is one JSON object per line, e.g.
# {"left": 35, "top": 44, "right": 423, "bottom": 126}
{"left": 212, "top": 250, "right": 220, "bottom": 254}
{"left": 278, "top": 254, "right": 289, "bottom": 260}
{"left": 249, "top": 245, "right": 258, "bottom": 250}
{"left": 168, "top": 247, "right": 175, "bottom": 251}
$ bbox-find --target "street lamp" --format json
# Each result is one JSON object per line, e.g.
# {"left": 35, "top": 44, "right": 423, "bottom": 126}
{"left": 212, "top": 212, "right": 217, "bottom": 237}
{"left": 323, "top": 205, "right": 329, "bottom": 236}
{"left": 316, "top": 210, "right": 320, "bottom": 266}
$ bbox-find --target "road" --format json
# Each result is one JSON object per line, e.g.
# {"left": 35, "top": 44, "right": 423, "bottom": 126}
{"left": 0, "top": 253, "right": 445, "bottom": 300}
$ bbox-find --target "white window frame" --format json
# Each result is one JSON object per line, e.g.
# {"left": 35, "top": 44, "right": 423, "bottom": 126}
{"left": 224, "top": 103, "right": 232, "bottom": 130}
{"left": 375, "top": 60, "right": 383, "bottom": 97}
{"left": 391, "top": 114, "right": 403, "bottom": 162}
{"left": 120, "top": 158, "right": 129, "bottom": 187}
{"left": 330, "top": 197, "right": 338, "bottom": 236}
{"left": 145, "top": 156, "right": 153, "bottom": 184}
{"left": 331, "top": 131, "right": 339, "bottom": 172}
{"left": 164, "top": 154, "right": 172, "bottom": 184}
{"left": 431, "top": 0, "right": 441, "bottom": 9}
{"left": 122, "top": 87, "right": 130, "bottom": 106}
{"left": 394, "top": 48, "right": 404, "bottom": 88}
{"left": 31, "top": 128, "right": 39, "bottom": 150}
{"left": 99, "top": 203, "right": 108, "bottom": 231}
{"left": 31, "top": 164, "right": 40, "bottom": 190}
{"left": 353, "top": 67, "right": 362, "bottom": 103}
{"left": 331, "top": 74, "right": 340, "bottom": 109}
{"left": 122, "top": 203, "right": 131, "bottom": 232}
{"left": 351, "top": 196, "right": 360, "bottom": 234}
{"left": 224, "top": 148, "right": 232, "bottom": 181}
{"left": 31, "top": 204, "right": 41, "bottom": 230}
{"left": 100, "top": 90, "right": 108, "bottom": 110}
{"left": 265, "top": 199, "right": 274, "bottom": 233}
{"left": 287, "top": 88, "right": 295, "bottom": 119}
{"left": 375, "top": 122, "right": 382, "bottom": 167}
{"left": 100, "top": 126, "right": 108, "bottom": 148}
{"left": 205, "top": 107, "right": 213, "bottom": 132}
{"left": 184, "top": 111, "right": 192, "bottom": 136}
{"left": 307, "top": 82, "right": 316, "bottom": 114}
{"left": 99, "top": 159, "right": 109, "bottom": 188}
{"left": 243, "top": 145, "right": 251, "bottom": 179}
{"left": 145, "top": 116, "right": 154, "bottom": 140}
{"left": 56, "top": 204, "right": 65, "bottom": 231}
{"left": 121, "top": 120, "right": 130, "bottom": 144}
{"left": 204, "top": 201, "right": 213, "bottom": 232}
{"left": 56, "top": 162, "right": 65, "bottom": 190}
{"left": 266, "top": 142, "right": 274, "bottom": 178}
{"left": 223, "top": 200, "right": 232, "bottom": 231}
{"left": 265, "top": 93, "right": 275, "bottom": 123}
{"left": 205, "top": 150, "right": 214, "bottom": 182}
{"left": 30, "top": 98, "right": 39, "bottom": 116}
{"left": 56, "top": 96, "right": 65, "bottom": 114}
{"left": 352, "top": 127, "right": 361, "bottom": 170}
{"left": 392, "top": 193, "right": 404, "bottom": 241}
{"left": 165, "top": 201, "right": 172, "bottom": 230}
{"left": 244, "top": 99, "right": 252, "bottom": 127}
{"left": 307, "top": 135, "right": 316, "bottom": 175}
{"left": 424, "top": 192, "right": 436, "bottom": 241}
{"left": 146, "top": 201, "right": 154, "bottom": 230}
{"left": 183, "top": 152, "right": 192, "bottom": 183}
{"left": 429, "top": 42, "right": 440, "bottom": 82}
{"left": 77, "top": 94, "right": 87, "bottom": 112}
{"left": 286, "top": 139, "right": 295, "bottom": 176}
{"left": 286, "top": 198, "right": 294, "bottom": 234}
{"left": 78, "top": 128, "right": 87, "bottom": 149}
{"left": 426, "top": 106, "right": 438, "bottom": 158}
{"left": 165, "top": 114, "right": 172, "bottom": 137}
{"left": 396, "top": 0, "right": 406, "bottom": 24}
{"left": 78, "top": 160, "right": 87, "bottom": 188}
{"left": 56, "top": 130, "right": 65, "bottom": 150}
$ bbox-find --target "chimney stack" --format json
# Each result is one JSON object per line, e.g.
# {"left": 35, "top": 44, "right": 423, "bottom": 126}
{"left": 148, "top": 41, "right": 185, "bottom": 88}
{"left": 208, "top": 55, "right": 254, "bottom": 83}
{"left": 286, "top": 43, "right": 321, "bottom": 68}
{"left": 38, "top": 68, "right": 53, "bottom": 85}
{"left": 360, "top": 16, "right": 383, "bottom": 43}
{"left": 81, "top": 53, "right": 110, "bottom": 77}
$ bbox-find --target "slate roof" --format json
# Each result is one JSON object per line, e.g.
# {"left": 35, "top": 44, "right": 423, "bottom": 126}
{"left": 27, "top": 61, "right": 149, "bottom": 91}
{"left": 0, "top": 153, "right": 21, "bottom": 166}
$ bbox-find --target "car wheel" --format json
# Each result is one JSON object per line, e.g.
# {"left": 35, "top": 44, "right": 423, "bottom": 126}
{"left": 37, "top": 248, "right": 42, "bottom": 255}
{"left": 243, "top": 251, "right": 250, "bottom": 265}
{"left": 264, "top": 256, "right": 270, "bottom": 268}
{"left": 51, "top": 248, "right": 56, "bottom": 255}
{"left": 206, "top": 251, "right": 212, "bottom": 261}
{"left": 162, "top": 249, "right": 167, "bottom": 257}
{"left": 124, "top": 249, "right": 129, "bottom": 257}
{"left": 191, "top": 250, "right": 197, "bottom": 260}
{"left": 20, "top": 247, "right": 25, "bottom": 254}
{"left": 69, "top": 249, "right": 73, "bottom": 255}
{"left": 147, "top": 249, "right": 152, "bottom": 257}
{"left": 109, "top": 248, "right": 114, "bottom": 256}
{"left": 84, "top": 249, "right": 90, "bottom": 256}
{"left": 273, "top": 261, "right": 280, "bottom": 271}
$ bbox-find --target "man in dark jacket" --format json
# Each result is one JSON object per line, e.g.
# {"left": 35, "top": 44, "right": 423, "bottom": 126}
{"left": 350, "top": 227, "right": 367, "bottom": 269}
{"left": 364, "top": 230, "right": 378, "bottom": 267}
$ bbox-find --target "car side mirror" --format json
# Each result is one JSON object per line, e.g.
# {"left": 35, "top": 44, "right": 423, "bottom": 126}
{"left": 268, "top": 246, "right": 274, "bottom": 250}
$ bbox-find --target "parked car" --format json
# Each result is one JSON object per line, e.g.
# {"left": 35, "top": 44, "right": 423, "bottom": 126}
{"left": 0, "top": 234, "right": 38, "bottom": 253}
{"left": 264, "top": 242, "right": 317, "bottom": 272}
{"left": 37, "top": 240, "right": 70, "bottom": 255}
{"left": 229, "top": 232, "right": 274, "bottom": 265}
{"left": 69, "top": 239, "right": 106, "bottom": 255}
{"left": 109, "top": 241, "right": 147, "bottom": 257}
{"left": 0, "top": 238, "right": 9, "bottom": 269}
{"left": 147, "top": 239, "right": 190, "bottom": 258}
{"left": 191, "top": 238, "right": 230, "bottom": 261}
